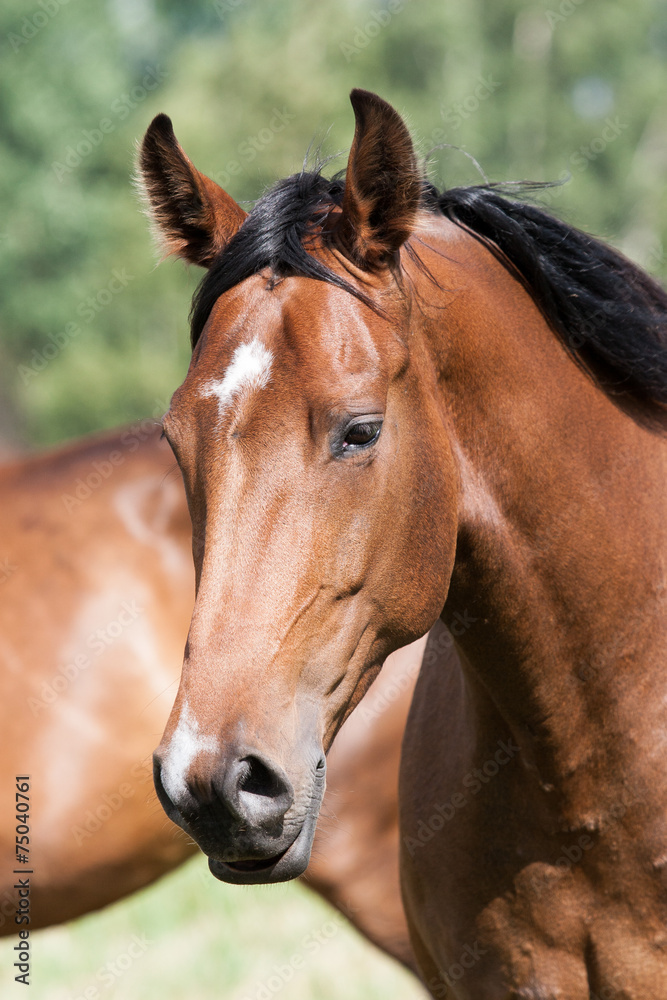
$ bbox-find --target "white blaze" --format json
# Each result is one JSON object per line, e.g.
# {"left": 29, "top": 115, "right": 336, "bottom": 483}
{"left": 161, "top": 700, "right": 219, "bottom": 803}
{"left": 202, "top": 337, "right": 273, "bottom": 417}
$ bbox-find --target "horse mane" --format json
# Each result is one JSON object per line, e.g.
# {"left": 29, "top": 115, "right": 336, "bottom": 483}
{"left": 190, "top": 170, "right": 667, "bottom": 415}
{"left": 429, "top": 182, "right": 667, "bottom": 414}
{"left": 190, "top": 173, "right": 368, "bottom": 347}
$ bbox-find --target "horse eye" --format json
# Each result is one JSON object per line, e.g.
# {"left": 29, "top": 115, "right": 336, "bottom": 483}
{"left": 342, "top": 420, "right": 382, "bottom": 451}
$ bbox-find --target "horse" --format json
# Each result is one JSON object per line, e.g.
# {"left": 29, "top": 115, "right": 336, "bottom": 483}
{"left": 139, "top": 87, "right": 667, "bottom": 998}
{"left": 0, "top": 422, "right": 432, "bottom": 973}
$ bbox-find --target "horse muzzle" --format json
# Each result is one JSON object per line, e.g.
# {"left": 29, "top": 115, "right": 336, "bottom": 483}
{"left": 153, "top": 745, "right": 326, "bottom": 884}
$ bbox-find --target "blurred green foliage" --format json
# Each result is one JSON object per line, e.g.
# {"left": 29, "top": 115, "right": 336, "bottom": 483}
{"left": 2, "top": 0, "right": 667, "bottom": 446}
{"left": 0, "top": 855, "right": 423, "bottom": 999}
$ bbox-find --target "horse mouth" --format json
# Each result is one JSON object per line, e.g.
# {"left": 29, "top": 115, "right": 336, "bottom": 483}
{"left": 204, "top": 768, "right": 325, "bottom": 885}
{"left": 221, "top": 848, "right": 288, "bottom": 874}
{"left": 207, "top": 825, "right": 314, "bottom": 885}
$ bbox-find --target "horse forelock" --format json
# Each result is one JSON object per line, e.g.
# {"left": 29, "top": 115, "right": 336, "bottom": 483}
{"left": 190, "top": 171, "right": 361, "bottom": 348}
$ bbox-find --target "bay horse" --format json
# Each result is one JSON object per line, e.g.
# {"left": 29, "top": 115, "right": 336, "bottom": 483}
{"left": 140, "top": 88, "right": 667, "bottom": 998}
{"left": 0, "top": 423, "right": 430, "bottom": 972}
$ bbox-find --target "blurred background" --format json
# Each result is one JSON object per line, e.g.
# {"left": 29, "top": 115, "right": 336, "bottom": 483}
{"left": 1, "top": 0, "right": 666, "bottom": 995}
{"left": 2, "top": 0, "right": 667, "bottom": 451}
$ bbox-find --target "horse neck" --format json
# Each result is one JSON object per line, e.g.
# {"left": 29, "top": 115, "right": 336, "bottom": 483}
{"left": 412, "top": 220, "right": 667, "bottom": 817}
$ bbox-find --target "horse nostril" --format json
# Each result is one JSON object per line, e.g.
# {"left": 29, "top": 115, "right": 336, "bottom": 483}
{"left": 229, "top": 754, "right": 294, "bottom": 825}
{"left": 154, "top": 746, "right": 296, "bottom": 837}
{"left": 238, "top": 756, "right": 288, "bottom": 798}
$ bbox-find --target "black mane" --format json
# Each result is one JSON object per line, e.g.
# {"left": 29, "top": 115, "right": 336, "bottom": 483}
{"left": 191, "top": 170, "right": 667, "bottom": 414}
{"left": 190, "top": 173, "right": 365, "bottom": 345}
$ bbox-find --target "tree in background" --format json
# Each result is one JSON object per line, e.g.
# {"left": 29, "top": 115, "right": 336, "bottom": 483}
{"left": 1, "top": 0, "right": 666, "bottom": 446}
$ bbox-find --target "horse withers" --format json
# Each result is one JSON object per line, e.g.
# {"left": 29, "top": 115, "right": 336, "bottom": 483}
{"left": 140, "top": 90, "right": 667, "bottom": 997}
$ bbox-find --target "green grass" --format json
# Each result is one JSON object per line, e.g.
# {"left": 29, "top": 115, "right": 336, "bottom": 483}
{"left": 0, "top": 856, "right": 425, "bottom": 999}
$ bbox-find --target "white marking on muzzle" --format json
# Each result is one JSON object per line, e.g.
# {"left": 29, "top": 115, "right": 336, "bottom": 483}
{"left": 202, "top": 337, "right": 273, "bottom": 417}
{"left": 161, "top": 700, "right": 219, "bottom": 804}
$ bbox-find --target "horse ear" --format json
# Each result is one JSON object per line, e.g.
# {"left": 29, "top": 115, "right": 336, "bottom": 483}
{"left": 138, "top": 114, "right": 247, "bottom": 267}
{"left": 339, "top": 90, "right": 422, "bottom": 270}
